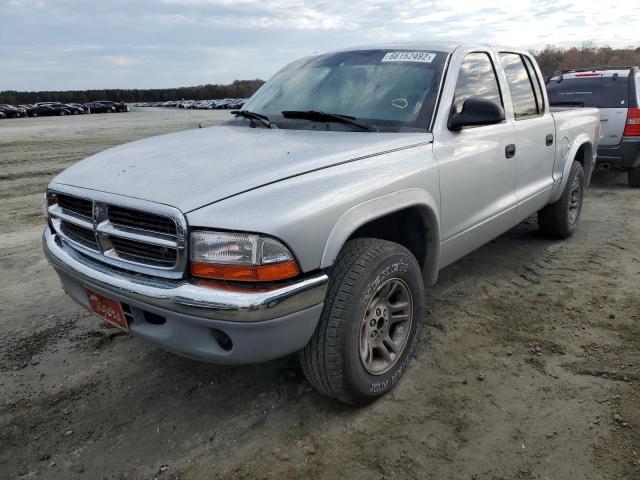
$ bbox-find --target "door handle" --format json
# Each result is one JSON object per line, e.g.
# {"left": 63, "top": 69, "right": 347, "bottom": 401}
{"left": 546, "top": 134, "right": 554, "bottom": 146}
{"left": 505, "top": 144, "right": 516, "bottom": 158}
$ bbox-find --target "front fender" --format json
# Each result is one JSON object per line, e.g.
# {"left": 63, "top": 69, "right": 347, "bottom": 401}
{"left": 321, "top": 188, "right": 441, "bottom": 285}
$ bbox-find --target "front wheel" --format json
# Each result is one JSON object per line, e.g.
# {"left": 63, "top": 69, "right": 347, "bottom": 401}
{"left": 300, "top": 238, "right": 425, "bottom": 405}
{"left": 538, "top": 160, "right": 585, "bottom": 239}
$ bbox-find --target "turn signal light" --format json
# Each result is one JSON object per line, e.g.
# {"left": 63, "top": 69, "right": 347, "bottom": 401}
{"left": 191, "top": 260, "right": 300, "bottom": 282}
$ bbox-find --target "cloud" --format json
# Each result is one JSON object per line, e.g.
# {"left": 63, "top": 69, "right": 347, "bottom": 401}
{"left": 104, "top": 55, "right": 137, "bottom": 66}
{"left": 1, "top": 0, "right": 639, "bottom": 90}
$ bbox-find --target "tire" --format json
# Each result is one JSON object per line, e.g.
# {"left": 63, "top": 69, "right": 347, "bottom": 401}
{"left": 628, "top": 167, "right": 640, "bottom": 188}
{"left": 31, "top": 112, "right": 38, "bottom": 117}
{"left": 59, "top": 110, "right": 65, "bottom": 116}
{"left": 300, "top": 238, "right": 425, "bottom": 405}
{"left": 538, "top": 160, "right": 585, "bottom": 239}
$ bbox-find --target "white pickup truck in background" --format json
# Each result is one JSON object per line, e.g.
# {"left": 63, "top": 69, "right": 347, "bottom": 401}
{"left": 44, "top": 43, "right": 600, "bottom": 404}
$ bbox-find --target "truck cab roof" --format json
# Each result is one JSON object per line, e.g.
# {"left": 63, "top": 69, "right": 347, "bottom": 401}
{"left": 329, "top": 42, "right": 532, "bottom": 56}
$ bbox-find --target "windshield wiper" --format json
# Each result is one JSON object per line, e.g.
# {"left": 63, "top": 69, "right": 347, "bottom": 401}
{"left": 281, "top": 110, "right": 377, "bottom": 132}
{"left": 231, "top": 110, "right": 276, "bottom": 129}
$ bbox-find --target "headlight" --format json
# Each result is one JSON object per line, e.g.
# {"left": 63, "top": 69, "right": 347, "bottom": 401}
{"left": 190, "top": 230, "right": 300, "bottom": 282}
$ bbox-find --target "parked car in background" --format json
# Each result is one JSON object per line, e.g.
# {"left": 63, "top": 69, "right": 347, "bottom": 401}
{"left": 93, "top": 100, "right": 128, "bottom": 112}
{"left": 84, "top": 102, "right": 116, "bottom": 113}
{"left": 63, "top": 104, "right": 85, "bottom": 115}
{"left": 137, "top": 99, "right": 247, "bottom": 109}
{"left": 0, "top": 104, "right": 26, "bottom": 118}
{"left": 27, "top": 104, "right": 72, "bottom": 117}
{"left": 67, "top": 103, "right": 89, "bottom": 113}
{"left": 43, "top": 44, "right": 599, "bottom": 405}
{"left": 546, "top": 66, "right": 640, "bottom": 187}
{"left": 40, "top": 103, "right": 85, "bottom": 115}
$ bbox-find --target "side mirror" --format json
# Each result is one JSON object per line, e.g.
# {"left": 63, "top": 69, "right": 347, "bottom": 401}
{"left": 448, "top": 97, "right": 505, "bottom": 131}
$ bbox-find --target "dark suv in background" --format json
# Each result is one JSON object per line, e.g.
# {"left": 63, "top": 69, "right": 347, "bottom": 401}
{"left": 547, "top": 66, "right": 640, "bottom": 187}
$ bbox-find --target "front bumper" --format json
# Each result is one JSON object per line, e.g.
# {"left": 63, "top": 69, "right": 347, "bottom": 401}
{"left": 43, "top": 229, "right": 328, "bottom": 364}
{"left": 597, "top": 137, "right": 640, "bottom": 169}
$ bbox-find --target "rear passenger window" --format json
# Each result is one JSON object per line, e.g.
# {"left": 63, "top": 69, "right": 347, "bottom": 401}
{"left": 452, "top": 52, "right": 502, "bottom": 115}
{"left": 523, "top": 56, "right": 545, "bottom": 114}
{"left": 499, "top": 53, "right": 538, "bottom": 119}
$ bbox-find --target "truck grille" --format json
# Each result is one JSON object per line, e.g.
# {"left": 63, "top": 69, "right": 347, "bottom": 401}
{"left": 60, "top": 220, "right": 99, "bottom": 250}
{"left": 110, "top": 236, "right": 178, "bottom": 267}
{"left": 108, "top": 205, "right": 177, "bottom": 236}
{"left": 57, "top": 194, "right": 93, "bottom": 219}
{"left": 48, "top": 191, "right": 186, "bottom": 278}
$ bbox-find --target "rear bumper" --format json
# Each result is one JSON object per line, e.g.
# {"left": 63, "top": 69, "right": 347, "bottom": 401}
{"left": 43, "top": 229, "right": 328, "bottom": 364}
{"left": 597, "top": 137, "right": 640, "bottom": 168}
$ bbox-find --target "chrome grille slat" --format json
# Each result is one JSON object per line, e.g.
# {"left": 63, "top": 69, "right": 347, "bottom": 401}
{"left": 97, "top": 223, "right": 177, "bottom": 247}
{"left": 47, "top": 188, "right": 187, "bottom": 279}
{"left": 48, "top": 204, "right": 93, "bottom": 229}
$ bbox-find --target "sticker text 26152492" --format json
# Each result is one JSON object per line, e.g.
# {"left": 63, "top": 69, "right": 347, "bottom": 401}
{"left": 381, "top": 52, "right": 436, "bottom": 63}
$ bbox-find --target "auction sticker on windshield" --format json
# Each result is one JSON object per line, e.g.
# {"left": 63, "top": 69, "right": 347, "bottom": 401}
{"left": 381, "top": 52, "right": 436, "bottom": 63}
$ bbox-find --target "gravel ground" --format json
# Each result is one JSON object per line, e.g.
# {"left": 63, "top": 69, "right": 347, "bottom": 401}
{"left": 0, "top": 108, "right": 638, "bottom": 480}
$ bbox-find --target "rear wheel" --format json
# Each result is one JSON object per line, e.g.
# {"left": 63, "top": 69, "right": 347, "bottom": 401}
{"left": 59, "top": 110, "right": 65, "bottom": 116}
{"left": 538, "top": 160, "right": 585, "bottom": 239}
{"left": 628, "top": 167, "right": 640, "bottom": 188}
{"left": 300, "top": 238, "right": 425, "bottom": 405}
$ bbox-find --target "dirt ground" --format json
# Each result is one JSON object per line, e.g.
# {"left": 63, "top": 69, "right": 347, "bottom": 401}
{"left": 1, "top": 109, "right": 638, "bottom": 480}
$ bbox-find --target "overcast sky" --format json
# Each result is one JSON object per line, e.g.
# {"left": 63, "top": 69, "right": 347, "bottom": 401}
{"left": 2, "top": 0, "right": 639, "bottom": 91}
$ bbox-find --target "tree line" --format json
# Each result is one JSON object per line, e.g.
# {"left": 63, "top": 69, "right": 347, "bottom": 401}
{"left": 2, "top": 45, "right": 640, "bottom": 105}
{"left": 532, "top": 44, "right": 640, "bottom": 78}
{"left": 0, "top": 79, "right": 265, "bottom": 105}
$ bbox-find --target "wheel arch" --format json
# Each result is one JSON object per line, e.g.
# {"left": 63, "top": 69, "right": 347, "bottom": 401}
{"left": 551, "top": 137, "right": 594, "bottom": 203}
{"left": 320, "top": 189, "right": 441, "bottom": 285}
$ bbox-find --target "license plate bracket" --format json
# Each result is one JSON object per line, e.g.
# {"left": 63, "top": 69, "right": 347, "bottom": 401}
{"left": 85, "top": 288, "right": 129, "bottom": 331}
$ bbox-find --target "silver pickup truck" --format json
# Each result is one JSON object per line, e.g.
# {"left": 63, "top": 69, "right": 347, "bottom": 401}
{"left": 43, "top": 43, "right": 600, "bottom": 405}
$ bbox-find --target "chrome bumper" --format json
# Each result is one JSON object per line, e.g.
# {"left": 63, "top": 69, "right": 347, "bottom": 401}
{"left": 43, "top": 229, "right": 328, "bottom": 322}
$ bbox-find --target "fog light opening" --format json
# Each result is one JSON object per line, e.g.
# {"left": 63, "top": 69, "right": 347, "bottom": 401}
{"left": 211, "top": 329, "right": 233, "bottom": 351}
{"left": 143, "top": 310, "right": 166, "bottom": 325}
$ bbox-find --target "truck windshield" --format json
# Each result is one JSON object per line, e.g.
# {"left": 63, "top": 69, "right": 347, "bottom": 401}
{"left": 546, "top": 76, "right": 629, "bottom": 108}
{"left": 240, "top": 49, "right": 448, "bottom": 132}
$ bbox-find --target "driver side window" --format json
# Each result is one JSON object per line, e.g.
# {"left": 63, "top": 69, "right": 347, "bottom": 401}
{"left": 453, "top": 52, "right": 502, "bottom": 114}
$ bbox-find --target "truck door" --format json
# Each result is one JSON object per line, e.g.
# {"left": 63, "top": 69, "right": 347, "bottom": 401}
{"left": 498, "top": 52, "right": 556, "bottom": 215}
{"left": 432, "top": 51, "right": 518, "bottom": 267}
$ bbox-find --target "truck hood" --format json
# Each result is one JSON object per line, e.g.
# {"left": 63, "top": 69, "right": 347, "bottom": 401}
{"left": 52, "top": 125, "right": 431, "bottom": 212}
